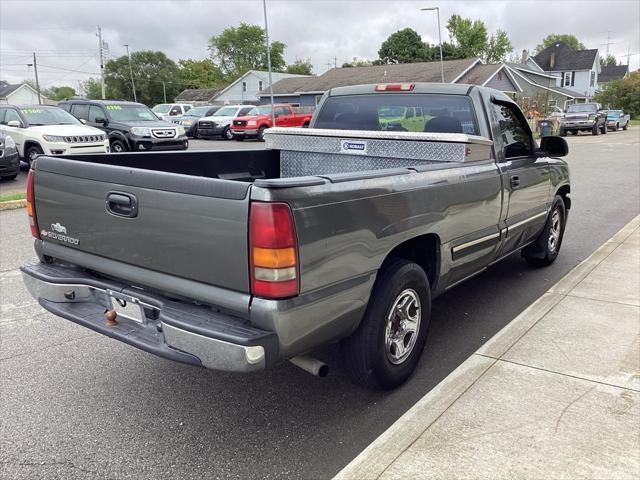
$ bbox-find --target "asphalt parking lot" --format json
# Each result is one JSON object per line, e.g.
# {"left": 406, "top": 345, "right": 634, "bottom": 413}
{"left": 1, "top": 128, "right": 639, "bottom": 479}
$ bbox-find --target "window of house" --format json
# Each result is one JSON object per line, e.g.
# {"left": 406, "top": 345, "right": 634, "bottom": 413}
{"left": 258, "top": 81, "right": 263, "bottom": 91}
{"left": 497, "top": 71, "right": 503, "bottom": 81}
{"left": 590, "top": 71, "right": 595, "bottom": 87}
{"left": 491, "top": 102, "right": 533, "bottom": 159}
{"left": 563, "top": 72, "right": 571, "bottom": 87}
{"left": 242, "top": 81, "right": 247, "bottom": 92}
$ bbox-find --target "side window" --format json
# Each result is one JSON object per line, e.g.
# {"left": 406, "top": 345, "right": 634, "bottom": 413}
{"left": 58, "top": 103, "right": 71, "bottom": 112}
{"left": 275, "top": 107, "right": 288, "bottom": 117}
{"left": 169, "top": 106, "right": 181, "bottom": 115}
{"left": 183, "top": 105, "right": 191, "bottom": 112}
{"left": 239, "top": 107, "right": 253, "bottom": 116}
{"left": 405, "top": 108, "right": 414, "bottom": 119}
{"left": 72, "top": 104, "right": 89, "bottom": 120}
{"left": 0, "top": 108, "right": 6, "bottom": 124}
{"left": 491, "top": 102, "right": 533, "bottom": 159}
{"left": 88, "top": 106, "right": 105, "bottom": 122}
{"left": 4, "top": 109, "right": 22, "bottom": 125}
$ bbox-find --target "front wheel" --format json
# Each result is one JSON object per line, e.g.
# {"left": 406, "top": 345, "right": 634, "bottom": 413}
{"left": 223, "top": 127, "right": 234, "bottom": 140}
{"left": 623, "top": 124, "right": 628, "bottom": 131}
{"left": 257, "top": 126, "right": 267, "bottom": 142}
{"left": 2, "top": 174, "right": 18, "bottom": 181}
{"left": 601, "top": 123, "right": 607, "bottom": 134}
{"left": 523, "top": 195, "right": 566, "bottom": 267}
{"left": 342, "top": 259, "right": 431, "bottom": 390}
{"left": 26, "top": 145, "right": 43, "bottom": 166}
{"left": 110, "top": 139, "right": 127, "bottom": 153}
{"left": 592, "top": 124, "right": 599, "bottom": 136}
{"left": 559, "top": 128, "right": 566, "bottom": 137}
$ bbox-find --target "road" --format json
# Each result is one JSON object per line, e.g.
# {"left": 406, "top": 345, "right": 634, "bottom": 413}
{"left": 1, "top": 129, "right": 638, "bottom": 479}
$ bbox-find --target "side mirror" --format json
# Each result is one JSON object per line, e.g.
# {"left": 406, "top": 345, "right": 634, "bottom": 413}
{"left": 79, "top": 118, "right": 87, "bottom": 125}
{"left": 540, "top": 136, "right": 568, "bottom": 157}
{"left": 94, "top": 117, "right": 107, "bottom": 125}
{"left": 7, "top": 120, "right": 22, "bottom": 128}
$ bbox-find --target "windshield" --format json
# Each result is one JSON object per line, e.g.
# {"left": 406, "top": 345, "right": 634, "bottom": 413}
{"left": 184, "top": 106, "right": 213, "bottom": 117}
{"left": 19, "top": 107, "right": 81, "bottom": 126}
{"left": 248, "top": 106, "right": 273, "bottom": 115}
{"left": 607, "top": 110, "right": 621, "bottom": 117}
{"left": 567, "top": 104, "right": 597, "bottom": 113}
{"left": 152, "top": 104, "right": 172, "bottom": 114}
{"left": 314, "top": 94, "right": 479, "bottom": 134}
{"left": 213, "top": 106, "right": 240, "bottom": 117}
{"left": 105, "top": 104, "right": 158, "bottom": 122}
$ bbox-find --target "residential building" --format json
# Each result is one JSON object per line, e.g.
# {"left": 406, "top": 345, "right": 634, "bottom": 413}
{"left": 175, "top": 87, "right": 222, "bottom": 105}
{"left": 0, "top": 80, "right": 53, "bottom": 105}
{"left": 599, "top": 64, "right": 630, "bottom": 85}
{"left": 531, "top": 42, "right": 600, "bottom": 100}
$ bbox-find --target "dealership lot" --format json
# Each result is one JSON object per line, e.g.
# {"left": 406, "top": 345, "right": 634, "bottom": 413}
{"left": 0, "top": 129, "right": 639, "bottom": 479}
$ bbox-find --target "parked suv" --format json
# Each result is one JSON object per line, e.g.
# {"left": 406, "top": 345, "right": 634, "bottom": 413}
{"left": 0, "top": 105, "right": 109, "bottom": 165}
{"left": 171, "top": 105, "right": 219, "bottom": 138}
{"left": 0, "top": 131, "right": 20, "bottom": 180}
{"left": 152, "top": 103, "right": 193, "bottom": 121}
{"left": 560, "top": 102, "right": 607, "bottom": 136}
{"left": 59, "top": 99, "right": 189, "bottom": 152}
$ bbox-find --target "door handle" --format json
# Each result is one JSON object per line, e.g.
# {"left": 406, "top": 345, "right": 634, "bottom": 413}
{"left": 510, "top": 176, "right": 521, "bottom": 188}
{"left": 106, "top": 192, "right": 138, "bottom": 218}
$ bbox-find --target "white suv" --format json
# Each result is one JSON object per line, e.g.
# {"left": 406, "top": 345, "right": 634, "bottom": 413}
{"left": 152, "top": 103, "right": 193, "bottom": 121}
{"left": 0, "top": 105, "right": 109, "bottom": 165}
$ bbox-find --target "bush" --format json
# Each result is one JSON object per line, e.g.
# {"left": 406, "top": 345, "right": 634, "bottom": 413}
{"left": 595, "top": 71, "right": 640, "bottom": 117}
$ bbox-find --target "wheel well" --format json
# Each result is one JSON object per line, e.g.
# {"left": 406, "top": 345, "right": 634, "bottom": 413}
{"left": 383, "top": 234, "right": 440, "bottom": 291}
{"left": 557, "top": 185, "right": 571, "bottom": 210}
{"left": 23, "top": 140, "right": 43, "bottom": 159}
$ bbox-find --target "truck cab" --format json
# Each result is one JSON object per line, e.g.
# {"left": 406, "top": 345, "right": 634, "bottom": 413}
{"left": 231, "top": 104, "right": 313, "bottom": 141}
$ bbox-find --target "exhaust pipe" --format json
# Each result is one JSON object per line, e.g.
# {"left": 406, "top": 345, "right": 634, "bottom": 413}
{"left": 290, "top": 355, "right": 329, "bottom": 378}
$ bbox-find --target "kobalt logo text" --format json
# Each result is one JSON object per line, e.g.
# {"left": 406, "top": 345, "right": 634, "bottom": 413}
{"left": 343, "top": 142, "right": 365, "bottom": 150}
{"left": 340, "top": 140, "right": 367, "bottom": 155}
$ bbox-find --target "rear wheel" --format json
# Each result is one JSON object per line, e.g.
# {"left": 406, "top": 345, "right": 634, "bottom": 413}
{"left": 523, "top": 195, "right": 566, "bottom": 267}
{"left": 342, "top": 259, "right": 431, "bottom": 390}
{"left": 26, "top": 145, "right": 43, "bottom": 166}
{"left": 110, "top": 139, "right": 127, "bottom": 153}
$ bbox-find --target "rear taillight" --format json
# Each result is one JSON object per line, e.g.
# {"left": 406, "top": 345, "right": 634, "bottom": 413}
{"left": 249, "top": 202, "right": 299, "bottom": 299}
{"left": 26, "top": 169, "right": 40, "bottom": 239}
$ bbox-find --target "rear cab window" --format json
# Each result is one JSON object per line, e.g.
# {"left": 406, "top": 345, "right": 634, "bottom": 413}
{"left": 314, "top": 93, "right": 479, "bottom": 135}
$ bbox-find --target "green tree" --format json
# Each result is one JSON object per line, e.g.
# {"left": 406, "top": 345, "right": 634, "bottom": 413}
{"left": 105, "top": 50, "right": 181, "bottom": 106}
{"left": 43, "top": 85, "right": 76, "bottom": 101}
{"left": 446, "top": 15, "right": 512, "bottom": 62}
{"left": 342, "top": 59, "right": 375, "bottom": 68}
{"left": 594, "top": 70, "right": 640, "bottom": 116}
{"left": 600, "top": 54, "right": 618, "bottom": 67}
{"left": 81, "top": 78, "right": 102, "bottom": 99}
{"left": 378, "top": 28, "right": 433, "bottom": 64}
{"left": 486, "top": 29, "right": 513, "bottom": 63}
{"left": 208, "top": 23, "right": 286, "bottom": 78}
{"left": 286, "top": 59, "right": 313, "bottom": 75}
{"left": 177, "top": 58, "right": 224, "bottom": 89}
{"left": 535, "top": 34, "right": 585, "bottom": 54}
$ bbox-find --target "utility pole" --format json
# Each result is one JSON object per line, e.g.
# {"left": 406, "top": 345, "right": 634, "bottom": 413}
{"left": 29, "top": 53, "right": 42, "bottom": 104}
{"left": 326, "top": 60, "right": 333, "bottom": 71}
{"left": 124, "top": 44, "right": 137, "bottom": 102}
{"left": 262, "top": 0, "right": 276, "bottom": 127}
{"left": 97, "top": 26, "right": 106, "bottom": 99}
{"left": 421, "top": 7, "right": 444, "bottom": 83}
{"left": 333, "top": 56, "right": 337, "bottom": 68}
{"left": 162, "top": 81, "right": 167, "bottom": 103}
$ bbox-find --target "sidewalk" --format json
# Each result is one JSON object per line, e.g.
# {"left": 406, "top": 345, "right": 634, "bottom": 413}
{"left": 336, "top": 216, "right": 640, "bottom": 480}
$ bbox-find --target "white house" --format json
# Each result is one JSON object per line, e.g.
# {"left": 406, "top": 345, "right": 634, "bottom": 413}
{"left": 211, "top": 70, "right": 311, "bottom": 105}
{"left": 0, "top": 81, "right": 52, "bottom": 105}
{"left": 530, "top": 42, "right": 601, "bottom": 100}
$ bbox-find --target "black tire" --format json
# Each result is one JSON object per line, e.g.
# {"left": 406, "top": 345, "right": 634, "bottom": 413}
{"left": 523, "top": 195, "right": 566, "bottom": 267}
{"left": 2, "top": 174, "right": 18, "bottom": 181}
{"left": 571, "top": 130, "right": 578, "bottom": 135}
{"left": 623, "top": 124, "right": 628, "bottom": 131}
{"left": 615, "top": 123, "right": 619, "bottom": 131}
{"left": 257, "top": 126, "right": 267, "bottom": 142}
{"left": 26, "top": 145, "right": 43, "bottom": 166}
{"left": 110, "top": 139, "right": 127, "bottom": 153}
{"left": 302, "top": 122, "right": 310, "bottom": 128}
{"left": 559, "top": 128, "right": 566, "bottom": 137}
{"left": 235, "top": 137, "right": 244, "bottom": 142}
{"left": 601, "top": 123, "right": 607, "bottom": 134}
{"left": 223, "top": 127, "right": 234, "bottom": 140}
{"left": 342, "top": 259, "right": 431, "bottom": 390}
{"left": 591, "top": 124, "right": 599, "bottom": 136}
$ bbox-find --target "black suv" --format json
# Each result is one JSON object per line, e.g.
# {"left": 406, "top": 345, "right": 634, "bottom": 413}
{"left": 58, "top": 99, "right": 188, "bottom": 152}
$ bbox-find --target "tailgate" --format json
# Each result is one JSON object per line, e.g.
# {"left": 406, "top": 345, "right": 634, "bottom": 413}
{"left": 33, "top": 157, "right": 251, "bottom": 294}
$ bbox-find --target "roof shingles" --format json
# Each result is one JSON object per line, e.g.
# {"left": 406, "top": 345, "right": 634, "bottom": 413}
{"left": 533, "top": 42, "right": 598, "bottom": 71}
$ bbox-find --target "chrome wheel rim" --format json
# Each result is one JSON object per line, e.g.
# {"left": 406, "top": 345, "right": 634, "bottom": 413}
{"left": 225, "top": 128, "right": 233, "bottom": 140}
{"left": 548, "top": 210, "right": 561, "bottom": 253}
{"left": 112, "top": 143, "right": 123, "bottom": 152}
{"left": 384, "top": 289, "right": 421, "bottom": 365}
{"left": 28, "top": 149, "right": 39, "bottom": 161}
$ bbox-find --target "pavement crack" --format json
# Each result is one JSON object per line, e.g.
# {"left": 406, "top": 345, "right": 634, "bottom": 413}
{"left": 554, "top": 386, "right": 595, "bottom": 434}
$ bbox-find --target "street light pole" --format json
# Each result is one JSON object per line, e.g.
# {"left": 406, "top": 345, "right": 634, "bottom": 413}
{"left": 28, "top": 53, "right": 42, "bottom": 104}
{"left": 421, "top": 7, "right": 444, "bottom": 83}
{"left": 124, "top": 44, "right": 137, "bottom": 102}
{"left": 262, "top": 0, "right": 276, "bottom": 127}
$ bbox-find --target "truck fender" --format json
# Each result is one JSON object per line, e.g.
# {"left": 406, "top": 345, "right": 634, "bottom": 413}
{"left": 108, "top": 131, "right": 130, "bottom": 149}
{"left": 22, "top": 139, "right": 44, "bottom": 159}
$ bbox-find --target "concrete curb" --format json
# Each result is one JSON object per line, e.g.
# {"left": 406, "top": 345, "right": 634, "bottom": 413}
{"left": 334, "top": 215, "right": 640, "bottom": 480}
{"left": 0, "top": 199, "right": 26, "bottom": 211}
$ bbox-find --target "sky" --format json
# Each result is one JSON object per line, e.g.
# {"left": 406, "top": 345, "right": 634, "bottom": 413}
{"left": 1, "top": 0, "right": 638, "bottom": 92}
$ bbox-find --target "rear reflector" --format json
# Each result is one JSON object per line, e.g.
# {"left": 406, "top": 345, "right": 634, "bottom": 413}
{"left": 249, "top": 202, "right": 299, "bottom": 299}
{"left": 375, "top": 83, "right": 415, "bottom": 91}
{"left": 26, "top": 169, "right": 40, "bottom": 239}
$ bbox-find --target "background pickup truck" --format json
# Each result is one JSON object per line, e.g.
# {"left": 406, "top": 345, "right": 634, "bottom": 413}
{"left": 560, "top": 102, "right": 607, "bottom": 136}
{"left": 606, "top": 109, "right": 630, "bottom": 131}
{"left": 231, "top": 104, "right": 313, "bottom": 141}
{"left": 22, "top": 83, "right": 570, "bottom": 390}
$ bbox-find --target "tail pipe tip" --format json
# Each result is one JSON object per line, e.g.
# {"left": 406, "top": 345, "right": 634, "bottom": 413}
{"left": 289, "top": 355, "right": 329, "bottom": 378}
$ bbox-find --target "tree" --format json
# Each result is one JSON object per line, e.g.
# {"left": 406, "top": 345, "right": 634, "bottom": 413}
{"left": 378, "top": 28, "right": 433, "bottom": 64}
{"left": 105, "top": 50, "right": 181, "bottom": 106}
{"left": 43, "top": 85, "right": 76, "bottom": 101}
{"left": 81, "top": 78, "right": 102, "bottom": 99}
{"left": 486, "top": 29, "right": 513, "bottom": 63}
{"left": 535, "top": 34, "right": 585, "bottom": 54}
{"left": 446, "top": 15, "right": 512, "bottom": 62}
{"left": 177, "top": 58, "right": 224, "bottom": 89}
{"left": 342, "top": 59, "right": 375, "bottom": 68}
{"left": 594, "top": 70, "right": 640, "bottom": 117}
{"left": 600, "top": 54, "right": 618, "bottom": 68}
{"left": 286, "top": 59, "right": 313, "bottom": 75}
{"left": 208, "top": 23, "right": 286, "bottom": 78}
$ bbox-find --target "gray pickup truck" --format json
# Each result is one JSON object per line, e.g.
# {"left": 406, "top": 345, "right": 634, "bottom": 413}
{"left": 21, "top": 83, "right": 570, "bottom": 390}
